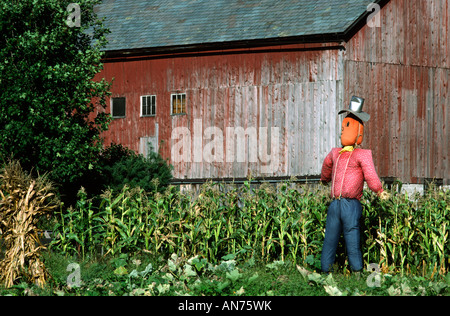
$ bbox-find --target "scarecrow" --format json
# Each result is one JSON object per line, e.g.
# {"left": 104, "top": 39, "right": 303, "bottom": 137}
{"left": 320, "top": 96, "right": 389, "bottom": 273}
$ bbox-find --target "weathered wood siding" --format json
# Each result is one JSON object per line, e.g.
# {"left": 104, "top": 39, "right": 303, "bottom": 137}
{"left": 344, "top": 0, "right": 449, "bottom": 184}
{"left": 99, "top": 44, "right": 344, "bottom": 180}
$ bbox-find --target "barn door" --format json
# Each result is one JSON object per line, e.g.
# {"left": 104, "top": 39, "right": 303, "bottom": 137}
{"left": 139, "top": 123, "right": 159, "bottom": 158}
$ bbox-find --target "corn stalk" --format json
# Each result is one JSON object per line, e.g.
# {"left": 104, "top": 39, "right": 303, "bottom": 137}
{"left": 0, "top": 161, "right": 58, "bottom": 288}
{"left": 50, "top": 178, "right": 449, "bottom": 276}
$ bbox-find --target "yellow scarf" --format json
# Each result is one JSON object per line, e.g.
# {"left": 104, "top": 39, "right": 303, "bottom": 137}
{"left": 339, "top": 146, "right": 355, "bottom": 154}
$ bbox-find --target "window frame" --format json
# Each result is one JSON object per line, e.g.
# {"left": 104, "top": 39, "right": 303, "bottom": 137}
{"left": 141, "top": 95, "right": 157, "bottom": 117}
{"left": 171, "top": 93, "right": 187, "bottom": 115}
{"left": 111, "top": 97, "right": 126, "bottom": 119}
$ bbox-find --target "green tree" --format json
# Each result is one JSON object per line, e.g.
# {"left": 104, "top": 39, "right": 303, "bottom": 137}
{"left": 0, "top": 0, "right": 111, "bottom": 197}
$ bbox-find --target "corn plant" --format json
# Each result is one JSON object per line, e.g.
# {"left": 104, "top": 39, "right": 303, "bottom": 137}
{"left": 362, "top": 186, "right": 449, "bottom": 276}
{"left": 51, "top": 178, "right": 449, "bottom": 277}
{"left": 0, "top": 161, "right": 58, "bottom": 288}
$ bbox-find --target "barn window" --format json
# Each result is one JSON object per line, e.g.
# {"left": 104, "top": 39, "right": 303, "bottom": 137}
{"left": 111, "top": 97, "right": 126, "bottom": 118}
{"left": 171, "top": 93, "right": 186, "bottom": 115}
{"left": 141, "top": 95, "right": 156, "bottom": 117}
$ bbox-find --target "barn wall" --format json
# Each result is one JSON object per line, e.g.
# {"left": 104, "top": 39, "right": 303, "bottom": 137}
{"left": 344, "top": 0, "right": 449, "bottom": 184}
{"left": 99, "top": 44, "right": 345, "bottom": 180}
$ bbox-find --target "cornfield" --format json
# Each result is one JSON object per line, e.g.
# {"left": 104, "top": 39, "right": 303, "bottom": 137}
{"left": 0, "top": 161, "right": 58, "bottom": 288}
{"left": 51, "top": 180, "right": 450, "bottom": 276}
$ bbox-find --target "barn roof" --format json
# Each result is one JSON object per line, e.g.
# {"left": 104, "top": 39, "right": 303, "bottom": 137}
{"left": 96, "top": 0, "right": 386, "bottom": 53}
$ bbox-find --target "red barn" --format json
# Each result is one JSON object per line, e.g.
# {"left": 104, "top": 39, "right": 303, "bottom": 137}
{"left": 95, "top": 0, "right": 449, "bottom": 187}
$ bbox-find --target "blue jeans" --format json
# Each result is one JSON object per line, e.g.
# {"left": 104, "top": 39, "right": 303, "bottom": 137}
{"left": 321, "top": 199, "right": 363, "bottom": 273}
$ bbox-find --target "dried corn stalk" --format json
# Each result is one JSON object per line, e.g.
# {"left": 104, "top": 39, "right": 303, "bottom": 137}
{"left": 0, "top": 161, "right": 58, "bottom": 288}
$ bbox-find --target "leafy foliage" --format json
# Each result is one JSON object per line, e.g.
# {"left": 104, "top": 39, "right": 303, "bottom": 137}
{"left": 0, "top": 0, "right": 111, "bottom": 196}
{"left": 99, "top": 143, "right": 173, "bottom": 193}
{"left": 3, "top": 252, "right": 449, "bottom": 296}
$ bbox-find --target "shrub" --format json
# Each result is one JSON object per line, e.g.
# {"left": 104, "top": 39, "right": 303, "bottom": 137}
{"left": 99, "top": 143, "right": 173, "bottom": 193}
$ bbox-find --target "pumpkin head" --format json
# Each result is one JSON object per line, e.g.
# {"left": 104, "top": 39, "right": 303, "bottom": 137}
{"left": 341, "top": 115, "right": 364, "bottom": 147}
